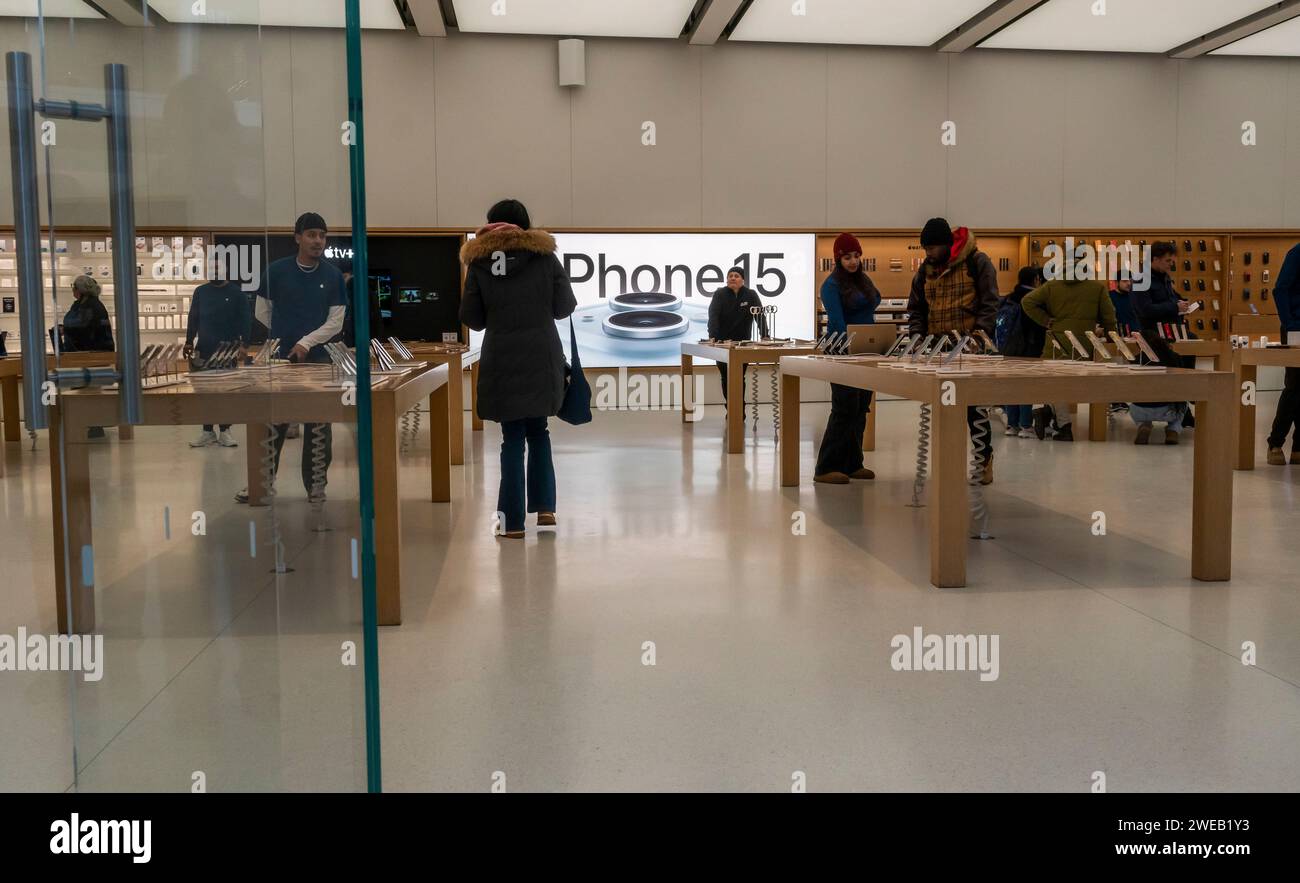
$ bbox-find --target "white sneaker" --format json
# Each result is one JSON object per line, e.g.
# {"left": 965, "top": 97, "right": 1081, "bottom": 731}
{"left": 1018, "top": 428, "right": 1036, "bottom": 438}
{"left": 216, "top": 429, "right": 238, "bottom": 447}
{"left": 1004, "top": 426, "right": 1019, "bottom": 436}
{"left": 190, "top": 430, "right": 217, "bottom": 447}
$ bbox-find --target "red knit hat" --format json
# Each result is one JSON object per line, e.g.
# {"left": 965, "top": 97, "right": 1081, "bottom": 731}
{"left": 833, "top": 232, "right": 862, "bottom": 260}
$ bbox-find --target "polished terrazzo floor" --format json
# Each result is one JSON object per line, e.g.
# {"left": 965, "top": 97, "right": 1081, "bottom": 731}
{"left": 3, "top": 383, "right": 1299, "bottom": 792}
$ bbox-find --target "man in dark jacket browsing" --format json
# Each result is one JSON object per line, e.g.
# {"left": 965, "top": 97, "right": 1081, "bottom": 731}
{"left": 707, "top": 267, "right": 768, "bottom": 407}
{"left": 1266, "top": 241, "right": 1300, "bottom": 465}
{"left": 906, "top": 218, "right": 1000, "bottom": 483}
{"left": 1130, "top": 241, "right": 1190, "bottom": 337}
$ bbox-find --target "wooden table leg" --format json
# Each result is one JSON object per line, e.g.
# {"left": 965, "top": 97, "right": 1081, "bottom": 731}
{"left": 245, "top": 424, "right": 270, "bottom": 507}
{"left": 448, "top": 354, "right": 464, "bottom": 466}
{"left": 429, "top": 381, "right": 451, "bottom": 503}
{"left": 50, "top": 409, "right": 96, "bottom": 633}
{"left": 1192, "top": 377, "right": 1233, "bottom": 581}
{"left": 863, "top": 396, "right": 876, "bottom": 452}
{"left": 681, "top": 353, "right": 693, "bottom": 423}
{"left": 930, "top": 398, "right": 968, "bottom": 588}
{"left": 1, "top": 375, "right": 19, "bottom": 442}
{"left": 470, "top": 361, "right": 483, "bottom": 431}
{"left": 726, "top": 354, "right": 743, "bottom": 454}
{"left": 1088, "top": 402, "right": 1108, "bottom": 442}
{"left": 780, "top": 371, "right": 800, "bottom": 486}
{"left": 1236, "top": 362, "right": 1256, "bottom": 470}
{"left": 372, "top": 392, "right": 402, "bottom": 626}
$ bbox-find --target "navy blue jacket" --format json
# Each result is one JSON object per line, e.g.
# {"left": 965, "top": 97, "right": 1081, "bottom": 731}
{"left": 186, "top": 282, "right": 252, "bottom": 358}
{"left": 820, "top": 272, "right": 880, "bottom": 334}
{"left": 1130, "top": 270, "right": 1184, "bottom": 333}
{"left": 1273, "top": 243, "right": 1300, "bottom": 336}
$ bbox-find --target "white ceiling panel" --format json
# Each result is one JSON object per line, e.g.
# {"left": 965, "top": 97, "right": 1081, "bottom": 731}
{"left": 729, "top": 0, "right": 994, "bottom": 46}
{"left": 1213, "top": 15, "right": 1300, "bottom": 56}
{"left": 148, "top": 0, "right": 406, "bottom": 29}
{"left": 982, "top": 0, "right": 1279, "bottom": 53}
{"left": 452, "top": 0, "right": 697, "bottom": 39}
{"left": 0, "top": 0, "right": 102, "bottom": 17}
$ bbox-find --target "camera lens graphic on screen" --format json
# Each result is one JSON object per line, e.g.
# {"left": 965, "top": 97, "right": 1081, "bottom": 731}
{"left": 602, "top": 310, "right": 689, "bottom": 339}
{"left": 609, "top": 292, "right": 683, "bottom": 313}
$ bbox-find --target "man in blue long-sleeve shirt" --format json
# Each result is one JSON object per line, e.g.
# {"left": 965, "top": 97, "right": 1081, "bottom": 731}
{"left": 185, "top": 277, "right": 252, "bottom": 447}
{"left": 1266, "top": 242, "right": 1300, "bottom": 465}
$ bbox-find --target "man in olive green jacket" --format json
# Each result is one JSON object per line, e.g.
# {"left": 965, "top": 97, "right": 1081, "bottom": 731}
{"left": 1021, "top": 277, "right": 1118, "bottom": 441}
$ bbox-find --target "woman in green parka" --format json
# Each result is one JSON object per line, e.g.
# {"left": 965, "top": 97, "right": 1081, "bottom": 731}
{"left": 1020, "top": 275, "right": 1117, "bottom": 442}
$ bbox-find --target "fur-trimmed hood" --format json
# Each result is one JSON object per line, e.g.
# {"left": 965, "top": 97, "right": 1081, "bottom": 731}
{"left": 924, "top": 226, "right": 978, "bottom": 278}
{"left": 461, "top": 227, "right": 557, "bottom": 265}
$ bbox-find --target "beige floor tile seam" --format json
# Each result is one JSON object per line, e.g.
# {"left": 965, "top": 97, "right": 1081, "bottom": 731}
{"left": 62, "top": 521, "right": 328, "bottom": 792}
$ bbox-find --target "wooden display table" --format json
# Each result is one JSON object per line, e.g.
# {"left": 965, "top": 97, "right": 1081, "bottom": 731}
{"left": 399, "top": 342, "right": 481, "bottom": 464}
{"left": 0, "top": 357, "right": 19, "bottom": 443}
{"left": 2, "top": 351, "right": 162, "bottom": 444}
{"left": 779, "top": 355, "right": 1234, "bottom": 588}
{"left": 682, "top": 340, "right": 876, "bottom": 453}
{"left": 47, "top": 362, "right": 451, "bottom": 633}
{"left": 1085, "top": 338, "right": 1231, "bottom": 442}
{"left": 1233, "top": 345, "right": 1300, "bottom": 470}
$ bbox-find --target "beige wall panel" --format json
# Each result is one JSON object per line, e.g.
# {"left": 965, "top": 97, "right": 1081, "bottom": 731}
{"left": 701, "top": 43, "right": 827, "bottom": 228}
{"left": 947, "top": 50, "right": 1067, "bottom": 230}
{"left": 1285, "top": 64, "right": 1300, "bottom": 230}
{"left": 433, "top": 34, "right": 573, "bottom": 229}
{"left": 1174, "top": 57, "right": 1288, "bottom": 229}
{"left": 571, "top": 39, "right": 702, "bottom": 227}
{"left": 288, "top": 28, "right": 351, "bottom": 227}
{"left": 825, "top": 47, "right": 948, "bottom": 231}
{"left": 361, "top": 30, "right": 438, "bottom": 228}
{"left": 142, "top": 24, "right": 274, "bottom": 228}
{"left": 1060, "top": 53, "right": 1178, "bottom": 229}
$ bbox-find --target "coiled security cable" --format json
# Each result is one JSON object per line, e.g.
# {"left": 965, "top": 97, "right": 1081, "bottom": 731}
{"left": 908, "top": 403, "right": 930, "bottom": 508}
{"left": 968, "top": 407, "right": 992, "bottom": 539}
{"left": 308, "top": 424, "right": 330, "bottom": 533}
{"left": 400, "top": 407, "right": 414, "bottom": 453}
{"left": 770, "top": 368, "right": 780, "bottom": 442}
{"left": 750, "top": 364, "right": 759, "bottom": 436}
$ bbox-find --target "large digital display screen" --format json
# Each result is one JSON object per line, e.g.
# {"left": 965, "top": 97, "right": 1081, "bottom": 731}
{"left": 468, "top": 232, "right": 816, "bottom": 368}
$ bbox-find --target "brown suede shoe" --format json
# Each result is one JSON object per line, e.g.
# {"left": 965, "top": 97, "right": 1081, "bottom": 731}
{"left": 537, "top": 512, "right": 557, "bottom": 526}
{"left": 979, "top": 452, "right": 994, "bottom": 486}
{"left": 1135, "top": 424, "right": 1152, "bottom": 446}
{"left": 814, "top": 472, "right": 851, "bottom": 485}
{"left": 849, "top": 468, "right": 875, "bottom": 480}
{"left": 1291, "top": 451, "right": 1300, "bottom": 465}
{"left": 1164, "top": 429, "right": 1179, "bottom": 445}
{"left": 499, "top": 531, "right": 525, "bottom": 539}
{"left": 1267, "top": 447, "right": 1286, "bottom": 466}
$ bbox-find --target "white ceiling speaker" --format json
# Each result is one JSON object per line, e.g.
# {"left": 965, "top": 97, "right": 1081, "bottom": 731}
{"left": 558, "top": 38, "right": 585, "bottom": 87}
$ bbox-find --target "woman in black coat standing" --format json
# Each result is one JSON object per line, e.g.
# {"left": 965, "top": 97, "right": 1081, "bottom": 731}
{"left": 460, "top": 199, "right": 577, "bottom": 539}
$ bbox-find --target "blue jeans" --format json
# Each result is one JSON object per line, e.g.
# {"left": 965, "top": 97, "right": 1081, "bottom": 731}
{"left": 1004, "top": 404, "right": 1033, "bottom": 429}
{"left": 498, "top": 417, "right": 556, "bottom": 532}
{"left": 1130, "top": 403, "right": 1185, "bottom": 433}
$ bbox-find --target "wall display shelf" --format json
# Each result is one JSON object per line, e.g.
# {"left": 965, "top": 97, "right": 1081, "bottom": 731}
{"left": 1030, "top": 231, "right": 1230, "bottom": 340}
{"left": 813, "top": 233, "right": 1027, "bottom": 337}
{"left": 0, "top": 230, "right": 211, "bottom": 355}
{"left": 1227, "top": 234, "right": 1298, "bottom": 344}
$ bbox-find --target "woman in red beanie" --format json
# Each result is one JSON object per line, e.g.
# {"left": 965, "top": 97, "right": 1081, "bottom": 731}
{"left": 815, "top": 233, "right": 881, "bottom": 484}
